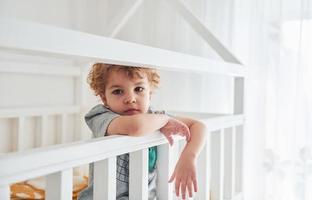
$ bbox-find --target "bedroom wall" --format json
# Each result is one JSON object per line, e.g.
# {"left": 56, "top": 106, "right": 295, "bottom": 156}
{"left": 0, "top": 0, "right": 234, "bottom": 152}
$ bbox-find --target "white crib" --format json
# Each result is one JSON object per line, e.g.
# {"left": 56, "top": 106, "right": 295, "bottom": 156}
{"left": 0, "top": 18, "right": 245, "bottom": 200}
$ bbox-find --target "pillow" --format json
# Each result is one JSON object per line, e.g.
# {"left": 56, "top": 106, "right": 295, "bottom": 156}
{"left": 10, "top": 174, "right": 88, "bottom": 200}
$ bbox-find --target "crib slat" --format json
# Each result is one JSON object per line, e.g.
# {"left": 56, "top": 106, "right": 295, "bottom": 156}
{"left": 16, "top": 117, "right": 25, "bottom": 151}
{"left": 46, "top": 168, "right": 73, "bottom": 200}
{"left": 129, "top": 149, "right": 148, "bottom": 200}
{"left": 235, "top": 126, "right": 243, "bottom": 194}
{"left": 0, "top": 185, "right": 10, "bottom": 200}
{"left": 231, "top": 127, "right": 237, "bottom": 196}
{"left": 57, "top": 114, "right": 67, "bottom": 143}
{"left": 211, "top": 129, "right": 225, "bottom": 200}
{"left": 234, "top": 77, "right": 244, "bottom": 114}
{"left": 36, "top": 115, "right": 47, "bottom": 147}
{"left": 94, "top": 157, "right": 116, "bottom": 200}
{"left": 197, "top": 132, "right": 210, "bottom": 200}
{"left": 157, "top": 143, "right": 174, "bottom": 200}
{"left": 224, "top": 127, "right": 235, "bottom": 199}
{"left": 74, "top": 74, "right": 83, "bottom": 140}
{"left": 219, "top": 129, "right": 225, "bottom": 200}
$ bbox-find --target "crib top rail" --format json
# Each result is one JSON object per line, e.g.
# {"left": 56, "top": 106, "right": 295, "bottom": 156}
{"left": 0, "top": 114, "right": 244, "bottom": 186}
{"left": 0, "top": 132, "right": 170, "bottom": 186}
{"left": 0, "top": 18, "right": 245, "bottom": 77}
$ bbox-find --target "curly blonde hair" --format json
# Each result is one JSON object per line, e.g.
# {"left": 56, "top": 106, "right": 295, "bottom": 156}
{"left": 87, "top": 63, "right": 160, "bottom": 97}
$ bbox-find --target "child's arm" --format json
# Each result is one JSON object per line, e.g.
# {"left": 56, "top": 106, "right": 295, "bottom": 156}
{"left": 107, "top": 114, "right": 189, "bottom": 138}
{"left": 168, "top": 116, "right": 207, "bottom": 199}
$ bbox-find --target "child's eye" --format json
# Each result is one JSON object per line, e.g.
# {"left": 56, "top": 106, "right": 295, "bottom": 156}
{"left": 112, "top": 89, "right": 123, "bottom": 95}
{"left": 135, "top": 87, "right": 144, "bottom": 92}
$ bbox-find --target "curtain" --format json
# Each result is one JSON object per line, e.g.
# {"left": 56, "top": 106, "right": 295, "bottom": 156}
{"left": 262, "top": 0, "right": 312, "bottom": 199}
{"left": 218, "top": 0, "right": 312, "bottom": 199}
{"left": 201, "top": 0, "right": 312, "bottom": 199}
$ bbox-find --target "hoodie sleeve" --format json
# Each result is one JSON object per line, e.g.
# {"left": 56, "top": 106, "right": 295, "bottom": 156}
{"left": 84, "top": 104, "right": 119, "bottom": 138}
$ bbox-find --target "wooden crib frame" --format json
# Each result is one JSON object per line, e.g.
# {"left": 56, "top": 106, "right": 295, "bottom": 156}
{"left": 0, "top": 17, "right": 245, "bottom": 200}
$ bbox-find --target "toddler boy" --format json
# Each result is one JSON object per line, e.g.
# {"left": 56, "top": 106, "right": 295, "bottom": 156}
{"left": 78, "top": 63, "right": 206, "bottom": 200}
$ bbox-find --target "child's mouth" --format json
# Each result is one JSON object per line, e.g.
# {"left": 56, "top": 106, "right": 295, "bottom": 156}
{"left": 124, "top": 109, "right": 140, "bottom": 115}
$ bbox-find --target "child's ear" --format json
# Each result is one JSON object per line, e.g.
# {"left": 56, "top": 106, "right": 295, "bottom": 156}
{"left": 149, "top": 91, "right": 152, "bottom": 100}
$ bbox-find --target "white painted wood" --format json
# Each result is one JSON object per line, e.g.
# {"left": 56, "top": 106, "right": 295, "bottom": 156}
{"left": 197, "top": 133, "right": 210, "bottom": 200}
{"left": 231, "top": 127, "right": 237, "bottom": 196}
{"left": 108, "top": 0, "right": 144, "bottom": 38}
{"left": 57, "top": 114, "right": 67, "bottom": 144}
{"left": 129, "top": 149, "right": 148, "bottom": 200}
{"left": 17, "top": 117, "right": 25, "bottom": 151}
{"left": 165, "top": 0, "right": 242, "bottom": 64}
{"left": 0, "top": 133, "right": 169, "bottom": 186}
{"left": 46, "top": 168, "right": 73, "bottom": 200}
{"left": 202, "top": 115, "right": 244, "bottom": 132}
{"left": 211, "top": 129, "right": 225, "bottom": 200}
{"left": 235, "top": 126, "right": 243, "bottom": 194}
{"left": 0, "top": 19, "right": 245, "bottom": 77}
{"left": 230, "top": 192, "right": 243, "bottom": 200}
{"left": 234, "top": 77, "right": 244, "bottom": 114}
{"left": 224, "top": 127, "right": 235, "bottom": 199}
{"left": 36, "top": 115, "right": 47, "bottom": 147}
{"left": 0, "top": 61, "right": 80, "bottom": 76}
{"left": 94, "top": 157, "right": 117, "bottom": 200}
{"left": 0, "top": 106, "right": 80, "bottom": 118}
{"left": 74, "top": 68, "right": 83, "bottom": 141}
{"left": 0, "top": 185, "right": 10, "bottom": 200}
{"left": 157, "top": 143, "right": 174, "bottom": 200}
{"left": 219, "top": 129, "right": 225, "bottom": 200}
{"left": 0, "top": 118, "right": 243, "bottom": 186}
{"left": 210, "top": 132, "right": 218, "bottom": 200}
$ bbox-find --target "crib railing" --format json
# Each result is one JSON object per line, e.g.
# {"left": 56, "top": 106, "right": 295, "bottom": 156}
{"left": 0, "top": 115, "right": 244, "bottom": 200}
{"left": 0, "top": 106, "right": 81, "bottom": 151}
{"left": 208, "top": 116, "right": 244, "bottom": 200}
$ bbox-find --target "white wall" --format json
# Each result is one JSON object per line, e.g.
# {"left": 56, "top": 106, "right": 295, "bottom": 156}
{"left": 0, "top": 0, "right": 234, "bottom": 152}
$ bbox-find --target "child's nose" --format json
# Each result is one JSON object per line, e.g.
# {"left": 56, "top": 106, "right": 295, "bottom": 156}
{"left": 124, "top": 94, "right": 136, "bottom": 104}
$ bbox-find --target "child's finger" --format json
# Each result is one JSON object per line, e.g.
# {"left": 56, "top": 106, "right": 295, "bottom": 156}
{"left": 168, "top": 171, "right": 175, "bottom": 183}
{"left": 175, "top": 180, "right": 180, "bottom": 197}
{"left": 164, "top": 134, "right": 174, "bottom": 146}
{"left": 187, "top": 179, "right": 193, "bottom": 197}
{"left": 180, "top": 128, "right": 191, "bottom": 142}
{"left": 181, "top": 181, "right": 187, "bottom": 200}
{"left": 185, "top": 130, "right": 191, "bottom": 141}
{"left": 193, "top": 177, "right": 198, "bottom": 192}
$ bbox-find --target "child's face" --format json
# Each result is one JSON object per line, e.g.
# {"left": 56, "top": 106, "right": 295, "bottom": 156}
{"left": 101, "top": 70, "right": 152, "bottom": 115}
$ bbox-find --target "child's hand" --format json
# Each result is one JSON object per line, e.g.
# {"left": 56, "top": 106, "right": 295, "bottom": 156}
{"left": 169, "top": 152, "right": 198, "bottom": 199}
{"left": 160, "top": 118, "right": 191, "bottom": 145}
